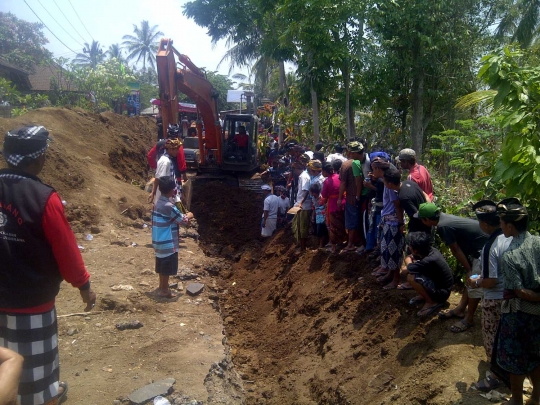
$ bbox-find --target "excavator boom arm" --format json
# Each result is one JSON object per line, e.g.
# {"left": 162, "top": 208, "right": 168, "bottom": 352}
{"left": 156, "top": 38, "right": 222, "bottom": 165}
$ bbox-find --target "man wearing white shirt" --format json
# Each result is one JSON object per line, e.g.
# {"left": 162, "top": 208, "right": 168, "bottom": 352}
{"left": 261, "top": 185, "right": 280, "bottom": 237}
{"left": 326, "top": 144, "right": 347, "bottom": 164}
{"left": 293, "top": 161, "right": 312, "bottom": 251}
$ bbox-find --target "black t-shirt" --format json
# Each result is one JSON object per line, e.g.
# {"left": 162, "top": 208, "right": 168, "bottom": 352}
{"left": 436, "top": 213, "right": 489, "bottom": 258}
{"left": 407, "top": 247, "right": 454, "bottom": 290}
{"left": 398, "top": 180, "right": 430, "bottom": 233}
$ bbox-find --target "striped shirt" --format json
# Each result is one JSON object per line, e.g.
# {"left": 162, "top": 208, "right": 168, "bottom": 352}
{"left": 152, "top": 196, "right": 189, "bottom": 258}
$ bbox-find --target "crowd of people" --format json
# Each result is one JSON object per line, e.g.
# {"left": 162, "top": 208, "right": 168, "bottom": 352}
{"left": 258, "top": 138, "right": 540, "bottom": 404}
{"left": 0, "top": 122, "right": 539, "bottom": 405}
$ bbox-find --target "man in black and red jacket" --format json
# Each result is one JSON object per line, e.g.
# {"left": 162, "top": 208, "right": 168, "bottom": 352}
{"left": 0, "top": 125, "right": 96, "bottom": 405}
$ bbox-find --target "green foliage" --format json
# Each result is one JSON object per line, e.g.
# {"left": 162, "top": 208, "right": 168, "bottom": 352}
{"left": 0, "top": 77, "right": 20, "bottom": 104}
{"left": 204, "top": 71, "right": 237, "bottom": 112}
{"left": 0, "top": 77, "right": 49, "bottom": 116}
{"left": 69, "top": 59, "right": 136, "bottom": 112}
{"left": 0, "top": 12, "right": 53, "bottom": 72}
{"left": 427, "top": 117, "right": 505, "bottom": 199}
{"left": 73, "top": 41, "right": 105, "bottom": 69}
{"left": 478, "top": 46, "right": 540, "bottom": 229}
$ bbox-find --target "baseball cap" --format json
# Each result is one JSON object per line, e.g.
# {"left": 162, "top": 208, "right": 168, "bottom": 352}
{"left": 413, "top": 202, "right": 440, "bottom": 219}
{"left": 399, "top": 148, "right": 416, "bottom": 160}
{"left": 261, "top": 184, "right": 271, "bottom": 191}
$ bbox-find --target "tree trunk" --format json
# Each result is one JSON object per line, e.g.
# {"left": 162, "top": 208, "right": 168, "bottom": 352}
{"left": 349, "top": 103, "right": 356, "bottom": 139}
{"left": 311, "top": 82, "right": 320, "bottom": 147}
{"left": 343, "top": 63, "right": 352, "bottom": 140}
{"left": 278, "top": 61, "right": 287, "bottom": 145}
{"left": 411, "top": 70, "right": 424, "bottom": 158}
{"left": 279, "top": 61, "right": 287, "bottom": 98}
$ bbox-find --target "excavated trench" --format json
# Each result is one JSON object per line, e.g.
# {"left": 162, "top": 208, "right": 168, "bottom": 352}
{"left": 190, "top": 179, "right": 493, "bottom": 405}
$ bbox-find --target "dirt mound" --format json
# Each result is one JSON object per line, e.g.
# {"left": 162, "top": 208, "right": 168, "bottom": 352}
{"left": 0, "top": 107, "right": 157, "bottom": 233}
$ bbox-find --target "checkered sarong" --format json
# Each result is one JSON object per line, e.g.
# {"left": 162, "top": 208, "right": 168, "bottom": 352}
{"left": 0, "top": 308, "right": 59, "bottom": 405}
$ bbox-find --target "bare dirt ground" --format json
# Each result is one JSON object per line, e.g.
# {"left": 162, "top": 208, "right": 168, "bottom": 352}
{"left": 0, "top": 108, "right": 508, "bottom": 405}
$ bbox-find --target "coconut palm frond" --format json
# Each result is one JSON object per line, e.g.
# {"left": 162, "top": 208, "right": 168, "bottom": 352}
{"left": 455, "top": 90, "right": 497, "bottom": 110}
{"left": 122, "top": 20, "right": 163, "bottom": 70}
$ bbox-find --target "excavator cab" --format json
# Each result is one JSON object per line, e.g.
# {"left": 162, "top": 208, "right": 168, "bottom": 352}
{"left": 220, "top": 114, "right": 260, "bottom": 172}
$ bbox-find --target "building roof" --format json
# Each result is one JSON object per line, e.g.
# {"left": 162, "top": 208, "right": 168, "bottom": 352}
{"left": 28, "top": 62, "right": 77, "bottom": 92}
{"left": 0, "top": 57, "right": 29, "bottom": 74}
{"left": 0, "top": 57, "right": 31, "bottom": 90}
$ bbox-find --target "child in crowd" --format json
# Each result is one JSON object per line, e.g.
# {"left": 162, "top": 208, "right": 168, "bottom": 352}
{"left": 310, "top": 182, "right": 328, "bottom": 250}
{"left": 152, "top": 176, "right": 193, "bottom": 298}
{"left": 277, "top": 186, "right": 290, "bottom": 228}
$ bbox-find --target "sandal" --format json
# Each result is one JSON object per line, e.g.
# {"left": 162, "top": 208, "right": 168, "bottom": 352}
{"left": 476, "top": 375, "right": 501, "bottom": 392}
{"left": 58, "top": 381, "right": 68, "bottom": 404}
{"left": 409, "top": 296, "right": 425, "bottom": 306}
{"left": 417, "top": 303, "right": 444, "bottom": 317}
{"left": 340, "top": 246, "right": 356, "bottom": 254}
{"left": 397, "top": 283, "right": 413, "bottom": 290}
{"left": 438, "top": 309, "right": 465, "bottom": 320}
{"left": 449, "top": 319, "right": 473, "bottom": 333}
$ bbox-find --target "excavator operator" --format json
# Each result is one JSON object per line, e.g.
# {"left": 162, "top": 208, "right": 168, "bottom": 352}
{"left": 231, "top": 126, "right": 249, "bottom": 150}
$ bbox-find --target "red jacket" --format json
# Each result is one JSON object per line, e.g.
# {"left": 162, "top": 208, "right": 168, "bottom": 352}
{"left": 147, "top": 141, "right": 186, "bottom": 174}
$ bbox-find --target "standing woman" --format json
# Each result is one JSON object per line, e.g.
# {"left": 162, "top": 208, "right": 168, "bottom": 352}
{"left": 320, "top": 162, "right": 347, "bottom": 253}
{"left": 494, "top": 198, "right": 540, "bottom": 405}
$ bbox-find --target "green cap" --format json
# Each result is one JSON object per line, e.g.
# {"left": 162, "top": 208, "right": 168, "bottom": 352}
{"left": 414, "top": 202, "right": 440, "bottom": 219}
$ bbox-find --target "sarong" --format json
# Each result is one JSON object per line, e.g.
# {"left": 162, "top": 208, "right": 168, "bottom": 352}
{"left": 481, "top": 298, "right": 502, "bottom": 359}
{"left": 261, "top": 217, "right": 277, "bottom": 237}
{"left": 292, "top": 210, "right": 312, "bottom": 242}
{"left": 0, "top": 308, "right": 60, "bottom": 405}
{"left": 328, "top": 210, "right": 347, "bottom": 245}
{"left": 496, "top": 311, "right": 540, "bottom": 376}
{"left": 380, "top": 215, "right": 404, "bottom": 270}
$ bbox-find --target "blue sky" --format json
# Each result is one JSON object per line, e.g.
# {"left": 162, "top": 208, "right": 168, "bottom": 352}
{"left": 1, "top": 0, "right": 243, "bottom": 77}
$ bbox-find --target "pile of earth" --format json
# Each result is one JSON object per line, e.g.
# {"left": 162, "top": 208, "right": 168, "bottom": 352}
{"left": 0, "top": 107, "right": 157, "bottom": 233}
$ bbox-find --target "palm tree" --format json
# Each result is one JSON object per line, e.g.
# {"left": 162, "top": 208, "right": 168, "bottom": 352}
{"left": 497, "top": 0, "right": 540, "bottom": 47}
{"left": 107, "top": 43, "right": 124, "bottom": 62}
{"left": 122, "top": 20, "right": 163, "bottom": 69}
{"left": 73, "top": 41, "right": 105, "bottom": 69}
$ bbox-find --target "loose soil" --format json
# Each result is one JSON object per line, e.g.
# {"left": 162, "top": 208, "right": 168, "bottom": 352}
{"left": 0, "top": 108, "right": 507, "bottom": 405}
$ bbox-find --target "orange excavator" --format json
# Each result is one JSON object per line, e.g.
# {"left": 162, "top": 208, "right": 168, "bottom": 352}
{"left": 156, "top": 38, "right": 260, "bottom": 173}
